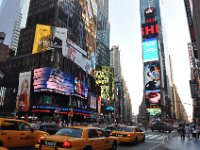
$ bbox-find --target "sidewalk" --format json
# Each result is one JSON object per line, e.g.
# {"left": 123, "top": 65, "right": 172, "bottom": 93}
{"left": 164, "top": 136, "right": 200, "bottom": 150}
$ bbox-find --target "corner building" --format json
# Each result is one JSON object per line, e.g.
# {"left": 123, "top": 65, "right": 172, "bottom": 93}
{"left": 0, "top": 0, "right": 99, "bottom": 124}
{"left": 140, "top": 0, "right": 171, "bottom": 125}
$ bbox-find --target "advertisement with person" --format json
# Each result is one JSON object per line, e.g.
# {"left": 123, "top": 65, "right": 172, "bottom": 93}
{"left": 144, "top": 61, "right": 160, "bottom": 91}
{"left": 32, "top": 24, "right": 52, "bottom": 54}
{"left": 145, "top": 91, "right": 161, "bottom": 108}
{"left": 142, "top": 38, "right": 159, "bottom": 62}
{"left": 17, "top": 71, "right": 31, "bottom": 112}
{"left": 33, "top": 67, "right": 74, "bottom": 95}
{"left": 53, "top": 27, "right": 68, "bottom": 56}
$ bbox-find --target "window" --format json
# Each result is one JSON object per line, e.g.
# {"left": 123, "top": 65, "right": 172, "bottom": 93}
{"left": 18, "top": 122, "right": 31, "bottom": 131}
{"left": 88, "top": 129, "right": 99, "bottom": 138}
{"left": 97, "top": 129, "right": 107, "bottom": 137}
{"left": 1, "top": 121, "right": 18, "bottom": 130}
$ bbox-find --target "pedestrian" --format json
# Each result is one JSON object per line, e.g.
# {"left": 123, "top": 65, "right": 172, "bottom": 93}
{"left": 180, "top": 125, "right": 185, "bottom": 139}
{"left": 185, "top": 124, "right": 191, "bottom": 140}
{"left": 192, "top": 126, "right": 197, "bottom": 140}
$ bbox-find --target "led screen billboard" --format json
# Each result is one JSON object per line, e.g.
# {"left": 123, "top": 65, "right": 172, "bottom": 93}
{"left": 147, "top": 108, "right": 161, "bottom": 116}
{"left": 144, "top": 61, "right": 160, "bottom": 91}
{"left": 95, "top": 66, "right": 114, "bottom": 101}
{"left": 33, "top": 67, "right": 74, "bottom": 95}
{"left": 142, "top": 38, "right": 159, "bottom": 62}
{"left": 145, "top": 91, "right": 161, "bottom": 108}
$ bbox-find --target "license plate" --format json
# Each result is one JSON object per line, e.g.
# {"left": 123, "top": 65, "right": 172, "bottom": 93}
{"left": 45, "top": 141, "right": 55, "bottom": 146}
{"left": 117, "top": 134, "right": 124, "bottom": 137}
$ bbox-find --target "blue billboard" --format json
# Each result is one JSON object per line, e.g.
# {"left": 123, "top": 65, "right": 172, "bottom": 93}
{"left": 142, "top": 38, "right": 159, "bottom": 62}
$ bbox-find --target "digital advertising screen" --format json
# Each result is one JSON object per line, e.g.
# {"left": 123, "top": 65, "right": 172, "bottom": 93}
{"left": 95, "top": 66, "right": 114, "bottom": 101}
{"left": 147, "top": 108, "right": 161, "bottom": 116}
{"left": 144, "top": 61, "right": 160, "bottom": 91}
{"left": 33, "top": 67, "right": 74, "bottom": 95}
{"left": 142, "top": 38, "right": 159, "bottom": 62}
{"left": 145, "top": 91, "right": 161, "bottom": 108}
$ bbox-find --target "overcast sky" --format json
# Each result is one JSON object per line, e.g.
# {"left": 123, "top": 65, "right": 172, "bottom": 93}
{"left": 109, "top": 0, "right": 192, "bottom": 120}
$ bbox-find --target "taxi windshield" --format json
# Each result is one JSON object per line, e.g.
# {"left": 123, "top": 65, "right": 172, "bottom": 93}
{"left": 116, "top": 127, "right": 133, "bottom": 132}
{"left": 56, "top": 128, "right": 82, "bottom": 138}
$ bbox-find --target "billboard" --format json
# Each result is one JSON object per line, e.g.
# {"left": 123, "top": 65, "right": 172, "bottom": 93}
{"left": 145, "top": 91, "right": 161, "bottom": 108}
{"left": 32, "top": 24, "right": 52, "bottom": 54}
{"left": 142, "top": 21, "right": 159, "bottom": 39}
{"left": 17, "top": 71, "right": 31, "bottom": 112}
{"left": 95, "top": 66, "right": 114, "bottom": 101}
{"left": 144, "top": 61, "right": 160, "bottom": 91}
{"left": 90, "top": 94, "right": 97, "bottom": 109}
{"left": 142, "top": 38, "right": 159, "bottom": 62}
{"left": 53, "top": 27, "right": 68, "bottom": 56}
{"left": 33, "top": 67, "right": 74, "bottom": 95}
{"left": 147, "top": 108, "right": 161, "bottom": 116}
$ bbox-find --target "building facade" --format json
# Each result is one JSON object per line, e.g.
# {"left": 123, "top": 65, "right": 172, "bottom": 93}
{"left": 0, "top": 0, "right": 100, "bottom": 124}
{"left": 184, "top": 0, "right": 200, "bottom": 123}
{"left": 18, "top": 0, "right": 97, "bottom": 58}
{"left": 140, "top": 0, "right": 171, "bottom": 124}
{"left": 96, "top": 0, "right": 110, "bottom": 67}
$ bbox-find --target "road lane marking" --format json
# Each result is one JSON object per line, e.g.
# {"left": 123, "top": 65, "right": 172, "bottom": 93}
{"left": 145, "top": 135, "right": 153, "bottom": 138}
{"left": 148, "top": 135, "right": 160, "bottom": 139}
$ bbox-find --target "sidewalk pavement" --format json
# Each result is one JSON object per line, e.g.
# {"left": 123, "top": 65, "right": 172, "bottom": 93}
{"left": 164, "top": 136, "right": 200, "bottom": 150}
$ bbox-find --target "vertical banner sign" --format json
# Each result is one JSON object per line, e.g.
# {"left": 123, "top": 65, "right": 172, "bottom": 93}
{"left": 32, "top": 24, "right": 52, "bottom": 54}
{"left": 53, "top": 27, "right": 68, "bottom": 57}
{"left": 17, "top": 71, "right": 31, "bottom": 112}
{"left": 98, "top": 96, "right": 101, "bottom": 113}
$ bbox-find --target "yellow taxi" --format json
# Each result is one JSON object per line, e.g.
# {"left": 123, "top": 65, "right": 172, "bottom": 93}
{"left": 35, "top": 126, "right": 118, "bottom": 150}
{"left": 110, "top": 126, "right": 145, "bottom": 144}
{"left": 0, "top": 118, "right": 48, "bottom": 149}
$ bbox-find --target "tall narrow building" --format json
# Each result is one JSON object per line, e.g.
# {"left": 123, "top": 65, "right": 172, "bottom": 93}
{"left": 96, "top": 0, "right": 110, "bottom": 67}
{"left": 140, "top": 0, "right": 171, "bottom": 123}
{"left": 0, "top": 0, "right": 22, "bottom": 53}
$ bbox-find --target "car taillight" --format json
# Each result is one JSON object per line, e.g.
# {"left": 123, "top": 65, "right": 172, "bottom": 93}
{"left": 37, "top": 138, "right": 41, "bottom": 144}
{"left": 127, "top": 134, "right": 131, "bottom": 137}
{"left": 63, "top": 141, "right": 71, "bottom": 148}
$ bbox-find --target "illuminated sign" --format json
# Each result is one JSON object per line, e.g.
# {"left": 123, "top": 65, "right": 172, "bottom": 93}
{"left": 142, "top": 22, "right": 159, "bottom": 39}
{"left": 145, "top": 91, "right": 161, "bottom": 108}
{"left": 142, "top": 38, "right": 159, "bottom": 62}
{"left": 144, "top": 61, "right": 161, "bottom": 91}
{"left": 33, "top": 67, "right": 74, "bottom": 95}
{"left": 147, "top": 108, "right": 161, "bottom": 116}
{"left": 95, "top": 66, "right": 114, "bottom": 101}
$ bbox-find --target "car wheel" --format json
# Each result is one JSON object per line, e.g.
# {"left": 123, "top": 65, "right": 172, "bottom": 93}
{"left": 111, "top": 141, "right": 117, "bottom": 150}
{"left": 83, "top": 146, "right": 92, "bottom": 150}
{"left": 134, "top": 137, "right": 138, "bottom": 144}
{"left": 142, "top": 137, "right": 145, "bottom": 142}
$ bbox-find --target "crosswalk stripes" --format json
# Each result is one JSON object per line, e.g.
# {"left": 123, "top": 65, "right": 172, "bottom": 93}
{"left": 145, "top": 134, "right": 164, "bottom": 140}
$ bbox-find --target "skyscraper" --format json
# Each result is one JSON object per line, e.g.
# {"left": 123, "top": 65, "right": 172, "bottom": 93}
{"left": 18, "top": 0, "right": 97, "bottom": 57}
{"left": 110, "top": 45, "right": 122, "bottom": 81}
{"left": 96, "top": 0, "right": 110, "bottom": 67}
{"left": 0, "top": 0, "right": 22, "bottom": 53}
{"left": 140, "top": 0, "right": 171, "bottom": 122}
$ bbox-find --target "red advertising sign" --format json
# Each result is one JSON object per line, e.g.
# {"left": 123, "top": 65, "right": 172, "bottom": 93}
{"left": 142, "top": 22, "right": 159, "bottom": 39}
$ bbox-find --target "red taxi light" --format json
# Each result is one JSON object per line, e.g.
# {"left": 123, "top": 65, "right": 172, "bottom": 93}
{"left": 63, "top": 141, "right": 71, "bottom": 148}
{"left": 37, "top": 138, "right": 41, "bottom": 144}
